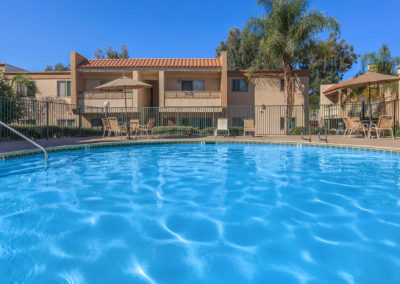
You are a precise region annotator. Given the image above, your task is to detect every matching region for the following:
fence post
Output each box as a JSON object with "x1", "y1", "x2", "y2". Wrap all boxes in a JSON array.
[
  {"x1": 46, "y1": 101, "x2": 49, "y2": 140},
  {"x1": 394, "y1": 100, "x2": 397, "y2": 138},
  {"x1": 78, "y1": 105, "x2": 82, "y2": 136},
  {"x1": 328, "y1": 105, "x2": 331, "y2": 135}
]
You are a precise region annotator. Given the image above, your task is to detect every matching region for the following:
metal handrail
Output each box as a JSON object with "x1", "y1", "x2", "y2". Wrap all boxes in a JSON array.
[{"x1": 0, "y1": 120, "x2": 48, "y2": 161}]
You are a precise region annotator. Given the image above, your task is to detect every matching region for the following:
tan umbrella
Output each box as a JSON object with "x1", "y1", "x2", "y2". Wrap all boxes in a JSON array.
[
  {"x1": 96, "y1": 74, "x2": 152, "y2": 138},
  {"x1": 325, "y1": 71, "x2": 400, "y2": 123}
]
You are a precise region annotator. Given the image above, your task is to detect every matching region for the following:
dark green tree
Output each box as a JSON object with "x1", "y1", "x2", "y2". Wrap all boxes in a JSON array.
[
  {"x1": 94, "y1": 46, "x2": 130, "y2": 59},
  {"x1": 45, "y1": 63, "x2": 70, "y2": 71},
  {"x1": 361, "y1": 44, "x2": 400, "y2": 98},
  {"x1": 120, "y1": 45, "x2": 129, "y2": 59},
  {"x1": 0, "y1": 75, "x2": 25, "y2": 123},
  {"x1": 299, "y1": 32, "x2": 359, "y2": 103},
  {"x1": 361, "y1": 44, "x2": 400, "y2": 75}
]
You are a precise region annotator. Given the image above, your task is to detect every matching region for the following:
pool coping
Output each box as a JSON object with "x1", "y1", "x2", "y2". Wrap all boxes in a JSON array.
[{"x1": 1, "y1": 139, "x2": 400, "y2": 160}]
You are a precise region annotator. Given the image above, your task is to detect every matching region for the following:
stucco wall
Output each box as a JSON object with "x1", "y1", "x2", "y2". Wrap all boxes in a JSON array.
[
  {"x1": 253, "y1": 75, "x2": 309, "y2": 106},
  {"x1": 227, "y1": 76, "x2": 255, "y2": 106},
  {"x1": 164, "y1": 98, "x2": 221, "y2": 107}
]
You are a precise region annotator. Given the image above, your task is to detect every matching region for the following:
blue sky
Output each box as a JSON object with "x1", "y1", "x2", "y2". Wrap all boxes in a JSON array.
[{"x1": 1, "y1": 0, "x2": 399, "y2": 79}]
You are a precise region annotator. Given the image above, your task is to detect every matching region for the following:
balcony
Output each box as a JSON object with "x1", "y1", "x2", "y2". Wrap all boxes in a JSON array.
[
  {"x1": 164, "y1": 90, "x2": 221, "y2": 107},
  {"x1": 78, "y1": 91, "x2": 136, "y2": 112}
]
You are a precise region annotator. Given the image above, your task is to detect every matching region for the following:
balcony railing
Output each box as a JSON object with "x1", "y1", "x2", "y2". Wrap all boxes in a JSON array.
[
  {"x1": 164, "y1": 90, "x2": 221, "y2": 99},
  {"x1": 78, "y1": 91, "x2": 132, "y2": 100}
]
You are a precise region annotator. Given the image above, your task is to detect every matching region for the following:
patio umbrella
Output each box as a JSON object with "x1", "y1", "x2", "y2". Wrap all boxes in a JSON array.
[
  {"x1": 325, "y1": 71, "x2": 400, "y2": 124},
  {"x1": 96, "y1": 74, "x2": 152, "y2": 138}
]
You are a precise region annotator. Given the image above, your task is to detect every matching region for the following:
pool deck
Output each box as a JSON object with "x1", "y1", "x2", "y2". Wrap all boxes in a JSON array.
[{"x1": 1, "y1": 135, "x2": 399, "y2": 158}]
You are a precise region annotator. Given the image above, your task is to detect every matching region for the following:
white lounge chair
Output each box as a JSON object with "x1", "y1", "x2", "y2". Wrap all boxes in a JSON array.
[{"x1": 214, "y1": 118, "x2": 229, "y2": 136}]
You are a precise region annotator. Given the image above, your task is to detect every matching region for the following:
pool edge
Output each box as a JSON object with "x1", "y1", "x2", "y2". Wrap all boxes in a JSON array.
[{"x1": 1, "y1": 139, "x2": 400, "y2": 160}]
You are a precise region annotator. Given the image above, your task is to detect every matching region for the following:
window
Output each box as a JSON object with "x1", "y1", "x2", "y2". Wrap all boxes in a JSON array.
[
  {"x1": 57, "y1": 119, "x2": 75, "y2": 126},
  {"x1": 181, "y1": 80, "x2": 205, "y2": 91},
  {"x1": 91, "y1": 119, "x2": 102, "y2": 127},
  {"x1": 280, "y1": 79, "x2": 285, "y2": 92},
  {"x1": 293, "y1": 79, "x2": 296, "y2": 90},
  {"x1": 232, "y1": 79, "x2": 248, "y2": 92},
  {"x1": 280, "y1": 117, "x2": 296, "y2": 130},
  {"x1": 17, "y1": 81, "x2": 36, "y2": 97},
  {"x1": 291, "y1": 117, "x2": 296, "y2": 129},
  {"x1": 57, "y1": 81, "x2": 71, "y2": 97}
]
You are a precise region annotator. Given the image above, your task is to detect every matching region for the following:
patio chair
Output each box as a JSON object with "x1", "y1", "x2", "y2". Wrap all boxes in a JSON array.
[
  {"x1": 138, "y1": 118, "x2": 155, "y2": 138},
  {"x1": 369, "y1": 115, "x2": 394, "y2": 139},
  {"x1": 343, "y1": 117, "x2": 367, "y2": 138},
  {"x1": 243, "y1": 119, "x2": 255, "y2": 137},
  {"x1": 167, "y1": 120, "x2": 175, "y2": 126},
  {"x1": 129, "y1": 119, "x2": 140, "y2": 137},
  {"x1": 102, "y1": 118, "x2": 111, "y2": 137},
  {"x1": 108, "y1": 117, "x2": 127, "y2": 139},
  {"x1": 214, "y1": 118, "x2": 229, "y2": 137}
]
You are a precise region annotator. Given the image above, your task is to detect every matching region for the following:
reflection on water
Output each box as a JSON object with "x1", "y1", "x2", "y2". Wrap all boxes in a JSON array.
[{"x1": 0, "y1": 144, "x2": 400, "y2": 283}]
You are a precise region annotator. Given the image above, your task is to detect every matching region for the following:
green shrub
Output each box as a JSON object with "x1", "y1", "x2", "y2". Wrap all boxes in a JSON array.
[
  {"x1": 199, "y1": 127, "x2": 244, "y2": 136},
  {"x1": 151, "y1": 126, "x2": 199, "y2": 136},
  {"x1": 290, "y1": 126, "x2": 319, "y2": 135},
  {"x1": 1, "y1": 124, "x2": 103, "y2": 140}
]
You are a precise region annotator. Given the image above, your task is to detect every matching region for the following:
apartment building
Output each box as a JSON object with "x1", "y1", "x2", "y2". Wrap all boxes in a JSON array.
[{"x1": 1, "y1": 51, "x2": 309, "y2": 134}]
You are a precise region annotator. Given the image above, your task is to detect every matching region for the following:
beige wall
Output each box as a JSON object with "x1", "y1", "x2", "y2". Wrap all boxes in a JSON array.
[
  {"x1": 164, "y1": 71, "x2": 220, "y2": 91},
  {"x1": 253, "y1": 75, "x2": 309, "y2": 106},
  {"x1": 164, "y1": 98, "x2": 221, "y2": 107},
  {"x1": 320, "y1": 84, "x2": 336, "y2": 105},
  {"x1": 227, "y1": 76, "x2": 255, "y2": 106}
]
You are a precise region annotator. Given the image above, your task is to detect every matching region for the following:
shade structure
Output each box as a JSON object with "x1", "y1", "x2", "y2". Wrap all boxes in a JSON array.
[
  {"x1": 324, "y1": 71, "x2": 400, "y2": 128},
  {"x1": 336, "y1": 71, "x2": 400, "y2": 90},
  {"x1": 324, "y1": 71, "x2": 400, "y2": 94},
  {"x1": 96, "y1": 75, "x2": 152, "y2": 138}
]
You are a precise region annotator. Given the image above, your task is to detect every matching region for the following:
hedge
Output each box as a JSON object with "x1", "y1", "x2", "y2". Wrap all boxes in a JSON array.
[
  {"x1": 1, "y1": 124, "x2": 103, "y2": 140},
  {"x1": 290, "y1": 126, "x2": 319, "y2": 135},
  {"x1": 151, "y1": 126, "x2": 199, "y2": 136}
]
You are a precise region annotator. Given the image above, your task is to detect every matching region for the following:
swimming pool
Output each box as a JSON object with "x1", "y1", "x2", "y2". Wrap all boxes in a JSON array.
[{"x1": 0, "y1": 143, "x2": 400, "y2": 283}]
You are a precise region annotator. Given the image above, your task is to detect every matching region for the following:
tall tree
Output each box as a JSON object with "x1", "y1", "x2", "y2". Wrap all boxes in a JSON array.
[
  {"x1": 215, "y1": 27, "x2": 273, "y2": 71},
  {"x1": 120, "y1": 45, "x2": 129, "y2": 59},
  {"x1": 361, "y1": 44, "x2": 400, "y2": 98},
  {"x1": 250, "y1": 0, "x2": 339, "y2": 131},
  {"x1": 299, "y1": 32, "x2": 359, "y2": 103},
  {"x1": 45, "y1": 63, "x2": 70, "y2": 71},
  {"x1": 94, "y1": 46, "x2": 130, "y2": 59},
  {"x1": 0, "y1": 74, "x2": 25, "y2": 123},
  {"x1": 361, "y1": 44, "x2": 400, "y2": 75},
  {"x1": 94, "y1": 49, "x2": 105, "y2": 59}
]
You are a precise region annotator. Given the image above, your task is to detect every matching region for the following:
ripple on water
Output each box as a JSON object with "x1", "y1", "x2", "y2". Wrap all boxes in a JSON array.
[{"x1": 0, "y1": 144, "x2": 400, "y2": 283}]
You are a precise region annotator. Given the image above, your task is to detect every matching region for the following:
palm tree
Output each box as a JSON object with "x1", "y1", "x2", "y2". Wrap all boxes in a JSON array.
[
  {"x1": 247, "y1": 0, "x2": 339, "y2": 132},
  {"x1": 361, "y1": 44, "x2": 400, "y2": 99}
]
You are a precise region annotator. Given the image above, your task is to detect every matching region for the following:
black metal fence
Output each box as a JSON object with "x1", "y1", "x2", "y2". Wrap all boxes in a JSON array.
[{"x1": 0, "y1": 96, "x2": 398, "y2": 141}]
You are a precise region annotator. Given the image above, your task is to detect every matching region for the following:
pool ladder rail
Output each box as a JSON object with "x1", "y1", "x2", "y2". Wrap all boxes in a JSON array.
[{"x1": 0, "y1": 120, "x2": 48, "y2": 162}]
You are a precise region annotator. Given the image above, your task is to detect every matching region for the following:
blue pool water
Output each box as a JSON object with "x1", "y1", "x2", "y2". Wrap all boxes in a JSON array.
[{"x1": 1, "y1": 144, "x2": 400, "y2": 283}]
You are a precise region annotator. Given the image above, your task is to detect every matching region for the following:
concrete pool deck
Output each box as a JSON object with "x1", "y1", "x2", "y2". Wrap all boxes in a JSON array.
[{"x1": 1, "y1": 135, "x2": 400, "y2": 159}]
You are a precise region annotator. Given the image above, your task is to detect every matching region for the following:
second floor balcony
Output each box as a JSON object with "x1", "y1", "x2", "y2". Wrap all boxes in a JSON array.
[{"x1": 164, "y1": 90, "x2": 221, "y2": 107}]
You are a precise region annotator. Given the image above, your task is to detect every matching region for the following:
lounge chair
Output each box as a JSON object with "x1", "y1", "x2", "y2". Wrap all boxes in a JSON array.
[
  {"x1": 129, "y1": 119, "x2": 140, "y2": 137},
  {"x1": 138, "y1": 118, "x2": 155, "y2": 138},
  {"x1": 108, "y1": 117, "x2": 127, "y2": 139},
  {"x1": 214, "y1": 118, "x2": 229, "y2": 136},
  {"x1": 343, "y1": 117, "x2": 367, "y2": 138},
  {"x1": 369, "y1": 115, "x2": 394, "y2": 139},
  {"x1": 243, "y1": 119, "x2": 255, "y2": 136},
  {"x1": 102, "y1": 118, "x2": 111, "y2": 137}
]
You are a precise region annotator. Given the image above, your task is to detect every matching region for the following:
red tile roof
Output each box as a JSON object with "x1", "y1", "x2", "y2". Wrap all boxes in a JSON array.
[
  {"x1": 323, "y1": 78, "x2": 354, "y2": 94},
  {"x1": 78, "y1": 58, "x2": 222, "y2": 69}
]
